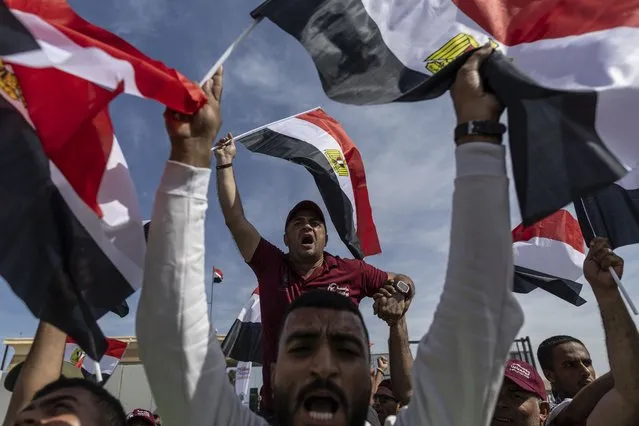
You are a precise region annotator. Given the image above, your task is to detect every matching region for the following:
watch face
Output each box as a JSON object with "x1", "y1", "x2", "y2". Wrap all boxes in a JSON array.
[{"x1": 395, "y1": 280, "x2": 410, "y2": 294}]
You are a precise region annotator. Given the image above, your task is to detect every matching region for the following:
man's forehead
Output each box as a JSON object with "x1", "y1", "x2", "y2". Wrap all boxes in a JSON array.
[
  {"x1": 555, "y1": 342, "x2": 590, "y2": 359},
  {"x1": 291, "y1": 210, "x2": 322, "y2": 221},
  {"x1": 283, "y1": 307, "x2": 365, "y2": 338}
]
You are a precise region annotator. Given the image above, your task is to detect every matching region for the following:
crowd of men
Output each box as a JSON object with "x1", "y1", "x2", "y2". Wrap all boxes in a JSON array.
[{"x1": 1, "y1": 46, "x2": 638, "y2": 426}]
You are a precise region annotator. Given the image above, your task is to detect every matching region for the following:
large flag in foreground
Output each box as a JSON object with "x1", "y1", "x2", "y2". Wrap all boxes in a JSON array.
[
  {"x1": 0, "y1": 0, "x2": 205, "y2": 359},
  {"x1": 512, "y1": 210, "x2": 586, "y2": 306},
  {"x1": 221, "y1": 288, "x2": 263, "y2": 364},
  {"x1": 64, "y1": 337, "x2": 128, "y2": 385},
  {"x1": 575, "y1": 169, "x2": 639, "y2": 250},
  {"x1": 235, "y1": 107, "x2": 380, "y2": 258},
  {"x1": 252, "y1": 0, "x2": 636, "y2": 225}
]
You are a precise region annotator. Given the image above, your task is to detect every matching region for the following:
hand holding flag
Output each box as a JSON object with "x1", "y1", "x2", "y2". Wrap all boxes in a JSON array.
[
  {"x1": 450, "y1": 45, "x2": 504, "y2": 126},
  {"x1": 166, "y1": 67, "x2": 224, "y2": 168},
  {"x1": 213, "y1": 132, "x2": 237, "y2": 166},
  {"x1": 584, "y1": 238, "x2": 624, "y2": 293}
]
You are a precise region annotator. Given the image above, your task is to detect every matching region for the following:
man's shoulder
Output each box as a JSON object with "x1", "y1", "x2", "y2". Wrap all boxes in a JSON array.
[
  {"x1": 326, "y1": 252, "x2": 369, "y2": 268},
  {"x1": 546, "y1": 398, "x2": 573, "y2": 426}
]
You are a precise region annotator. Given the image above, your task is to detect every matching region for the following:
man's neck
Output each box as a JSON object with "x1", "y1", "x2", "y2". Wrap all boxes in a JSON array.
[{"x1": 290, "y1": 254, "x2": 324, "y2": 278}]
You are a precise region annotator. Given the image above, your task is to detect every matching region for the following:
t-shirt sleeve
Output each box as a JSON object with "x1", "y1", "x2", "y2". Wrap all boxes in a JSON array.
[
  {"x1": 546, "y1": 399, "x2": 573, "y2": 426},
  {"x1": 248, "y1": 238, "x2": 284, "y2": 283},
  {"x1": 360, "y1": 261, "x2": 389, "y2": 297}
]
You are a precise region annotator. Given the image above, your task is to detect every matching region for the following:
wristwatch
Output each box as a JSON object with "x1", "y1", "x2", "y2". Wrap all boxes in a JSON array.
[
  {"x1": 392, "y1": 280, "x2": 412, "y2": 298},
  {"x1": 454, "y1": 120, "x2": 506, "y2": 142}
]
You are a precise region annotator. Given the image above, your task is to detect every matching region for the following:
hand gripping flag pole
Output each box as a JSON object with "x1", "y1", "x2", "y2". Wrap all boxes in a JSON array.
[
  {"x1": 199, "y1": 18, "x2": 264, "y2": 86},
  {"x1": 578, "y1": 199, "x2": 638, "y2": 315}
]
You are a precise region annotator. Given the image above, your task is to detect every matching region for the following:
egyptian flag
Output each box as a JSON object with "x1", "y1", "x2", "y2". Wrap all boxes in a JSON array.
[
  {"x1": 513, "y1": 209, "x2": 586, "y2": 306},
  {"x1": 0, "y1": 0, "x2": 205, "y2": 359},
  {"x1": 213, "y1": 267, "x2": 224, "y2": 284},
  {"x1": 235, "y1": 107, "x2": 380, "y2": 259},
  {"x1": 221, "y1": 287, "x2": 263, "y2": 364},
  {"x1": 64, "y1": 337, "x2": 128, "y2": 385},
  {"x1": 252, "y1": 0, "x2": 637, "y2": 225},
  {"x1": 574, "y1": 169, "x2": 639, "y2": 250}
]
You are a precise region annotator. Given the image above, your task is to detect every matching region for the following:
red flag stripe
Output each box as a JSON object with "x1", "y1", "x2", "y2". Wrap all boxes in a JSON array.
[
  {"x1": 66, "y1": 337, "x2": 127, "y2": 359},
  {"x1": 453, "y1": 0, "x2": 639, "y2": 46},
  {"x1": 512, "y1": 209, "x2": 584, "y2": 253},
  {"x1": 297, "y1": 109, "x2": 381, "y2": 256},
  {"x1": 7, "y1": 1, "x2": 205, "y2": 113}
]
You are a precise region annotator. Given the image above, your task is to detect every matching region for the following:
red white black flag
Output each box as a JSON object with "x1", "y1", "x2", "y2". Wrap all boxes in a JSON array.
[
  {"x1": 253, "y1": 0, "x2": 637, "y2": 225},
  {"x1": 0, "y1": 0, "x2": 205, "y2": 359},
  {"x1": 513, "y1": 209, "x2": 586, "y2": 306},
  {"x1": 235, "y1": 108, "x2": 381, "y2": 259},
  {"x1": 64, "y1": 337, "x2": 128, "y2": 385},
  {"x1": 221, "y1": 287, "x2": 262, "y2": 364}
]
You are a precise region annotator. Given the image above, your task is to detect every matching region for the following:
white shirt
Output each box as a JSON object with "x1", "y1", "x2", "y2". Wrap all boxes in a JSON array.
[{"x1": 136, "y1": 142, "x2": 524, "y2": 426}]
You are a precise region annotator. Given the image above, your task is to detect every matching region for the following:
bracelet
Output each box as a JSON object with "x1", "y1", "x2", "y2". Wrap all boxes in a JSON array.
[
  {"x1": 376, "y1": 368, "x2": 385, "y2": 375},
  {"x1": 216, "y1": 163, "x2": 232, "y2": 170}
]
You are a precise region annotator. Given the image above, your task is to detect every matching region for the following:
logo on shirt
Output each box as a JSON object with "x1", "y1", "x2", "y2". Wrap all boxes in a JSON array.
[{"x1": 327, "y1": 282, "x2": 350, "y2": 297}]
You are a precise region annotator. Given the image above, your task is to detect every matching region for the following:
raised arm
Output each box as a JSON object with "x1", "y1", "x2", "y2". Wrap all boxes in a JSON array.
[
  {"x1": 582, "y1": 239, "x2": 639, "y2": 421},
  {"x1": 136, "y1": 69, "x2": 265, "y2": 426},
  {"x1": 396, "y1": 46, "x2": 524, "y2": 426},
  {"x1": 214, "y1": 134, "x2": 261, "y2": 262},
  {"x1": 2, "y1": 322, "x2": 66, "y2": 426}
]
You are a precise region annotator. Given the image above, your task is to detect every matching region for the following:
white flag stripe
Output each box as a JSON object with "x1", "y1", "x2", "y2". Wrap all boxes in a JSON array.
[
  {"x1": 237, "y1": 293, "x2": 261, "y2": 324},
  {"x1": 82, "y1": 354, "x2": 120, "y2": 376},
  {"x1": 49, "y1": 136, "x2": 145, "y2": 289},
  {"x1": 514, "y1": 237, "x2": 584, "y2": 282},
  {"x1": 361, "y1": 1, "x2": 639, "y2": 171},
  {"x1": 268, "y1": 117, "x2": 358, "y2": 229},
  {"x1": 7, "y1": 10, "x2": 143, "y2": 97}
]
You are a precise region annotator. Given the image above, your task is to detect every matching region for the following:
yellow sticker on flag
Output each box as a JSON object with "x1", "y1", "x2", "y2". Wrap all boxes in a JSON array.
[
  {"x1": 0, "y1": 60, "x2": 26, "y2": 106},
  {"x1": 424, "y1": 33, "x2": 499, "y2": 74},
  {"x1": 324, "y1": 149, "x2": 349, "y2": 177},
  {"x1": 70, "y1": 347, "x2": 85, "y2": 366}
]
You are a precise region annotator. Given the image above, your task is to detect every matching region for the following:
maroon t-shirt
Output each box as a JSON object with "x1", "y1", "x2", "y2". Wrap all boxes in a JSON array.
[{"x1": 248, "y1": 238, "x2": 388, "y2": 412}]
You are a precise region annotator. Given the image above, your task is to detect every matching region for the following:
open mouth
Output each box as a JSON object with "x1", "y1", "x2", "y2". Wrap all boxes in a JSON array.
[
  {"x1": 300, "y1": 234, "x2": 314, "y2": 246},
  {"x1": 303, "y1": 393, "x2": 339, "y2": 422}
]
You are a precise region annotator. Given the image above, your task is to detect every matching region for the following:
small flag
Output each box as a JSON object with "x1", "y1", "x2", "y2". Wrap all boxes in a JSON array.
[
  {"x1": 0, "y1": 0, "x2": 205, "y2": 359},
  {"x1": 235, "y1": 107, "x2": 380, "y2": 258},
  {"x1": 213, "y1": 267, "x2": 224, "y2": 284},
  {"x1": 221, "y1": 287, "x2": 262, "y2": 364},
  {"x1": 512, "y1": 210, "x2": 586, "y2": 306},
  {"x1": 64, "y1": 337, "x2": 128, "y2": 385},
  {"x1": 235, "y1": 361, "x2": 252, "y2": 406},
  {"x1": 575, "y1": 169, "x2": 639, "y2": 250},
  {"x1": 252, "y1": 0, "x2": 635, "y2": 225}
]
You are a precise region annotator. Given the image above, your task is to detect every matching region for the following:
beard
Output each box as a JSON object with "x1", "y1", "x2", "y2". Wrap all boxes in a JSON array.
[{"x1": 273, "y1": 381, "x2": 370, "y2": 426}]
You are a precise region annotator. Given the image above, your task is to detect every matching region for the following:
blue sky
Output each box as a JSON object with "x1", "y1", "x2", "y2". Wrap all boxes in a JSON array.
[{"x1": 2, "y1": 0, "x2": 639, "y2": 378}]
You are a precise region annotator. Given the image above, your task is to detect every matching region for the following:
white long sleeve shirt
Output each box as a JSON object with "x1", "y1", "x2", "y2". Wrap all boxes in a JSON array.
[{"x1": 136, "y1": 142, "x2": 524, "y2": 426}]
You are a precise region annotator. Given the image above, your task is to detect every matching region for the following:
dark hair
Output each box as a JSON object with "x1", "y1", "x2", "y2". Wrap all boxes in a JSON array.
[
  {"x1": 537, "y1": 335, "x2": 585, "y2": 371},
  {"x1": 278, "y1": 290, "x2": 370, "y2": 354},
  {"x1": 33, "y1": 377, "x2": 125, "y2": 426}
]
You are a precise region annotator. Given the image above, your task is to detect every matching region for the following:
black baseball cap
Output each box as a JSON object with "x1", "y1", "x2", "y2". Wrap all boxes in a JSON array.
[{"x1": 285, "y1": 200, "x2": 326, "y2": 229}]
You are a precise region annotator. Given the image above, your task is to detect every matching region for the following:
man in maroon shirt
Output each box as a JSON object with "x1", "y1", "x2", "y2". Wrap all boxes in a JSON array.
[{"x1": 214, "y1": 133, "x2": 414, "y2": 423}]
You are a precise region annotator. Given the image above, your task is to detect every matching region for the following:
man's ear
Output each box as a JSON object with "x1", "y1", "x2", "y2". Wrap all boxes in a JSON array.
[
  {"x1": 542, "y1": 368, "x2": 555, "y2": 383},
  {"x1": 539, "y1": 401, "x2": 550, "y2": 424},
  {"x1": 283, "y1": 233, "x2": 289, "y2": 247}
]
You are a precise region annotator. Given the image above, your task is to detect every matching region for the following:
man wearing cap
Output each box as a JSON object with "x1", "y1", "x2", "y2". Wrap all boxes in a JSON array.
[
  {"x1": 373, "y1": 379, "x2": 401, "y2": 425},
  {"x1": 491, "y1": 360, "x2": 549, "y2": 426},
  {"x1": 214, "y1": 134, "x2": 414, "y2": 422},
  {"x1": 126, "y1": 409, "x2": 156, "y2": 426}
]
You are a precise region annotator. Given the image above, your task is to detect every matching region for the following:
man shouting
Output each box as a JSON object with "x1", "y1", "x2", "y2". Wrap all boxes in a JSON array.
[{"x1": 214, "y1": 132, "x2": 414, "y2": 422}]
